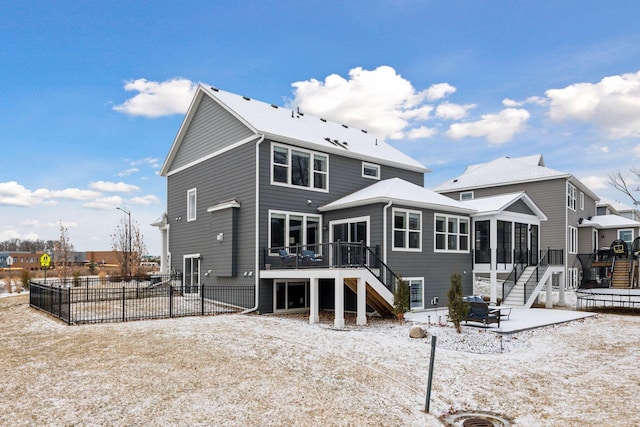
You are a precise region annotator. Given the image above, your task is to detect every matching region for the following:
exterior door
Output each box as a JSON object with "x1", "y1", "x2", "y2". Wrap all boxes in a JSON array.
[
  {"x1": 183, "y1": 255, "x2": 200, "y2": 296},
  {"x1": 530, "y1": 225, "x2": 539, "y2": 265},
  {"x1": 330, "y1": 217, "x2": 369, "y2": 266},
  {"x1": 514, "y1": 223, "x2": 528, "y2": 265}
]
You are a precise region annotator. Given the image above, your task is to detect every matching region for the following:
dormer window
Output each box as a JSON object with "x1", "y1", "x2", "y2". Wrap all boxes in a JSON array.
[{"x1": 362, "y1": 162, "x2": 380, "y2": 180}]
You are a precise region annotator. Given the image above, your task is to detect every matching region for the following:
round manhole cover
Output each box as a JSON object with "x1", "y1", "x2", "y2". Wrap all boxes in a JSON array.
[{"x1": 442, "y1": 411, "x2": 513, "y2": 427}]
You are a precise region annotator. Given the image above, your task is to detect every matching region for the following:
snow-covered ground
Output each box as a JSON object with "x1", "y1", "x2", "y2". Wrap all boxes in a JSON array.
[{"x1": 1, "y1": 292, "x2": 639, "y2": 426}]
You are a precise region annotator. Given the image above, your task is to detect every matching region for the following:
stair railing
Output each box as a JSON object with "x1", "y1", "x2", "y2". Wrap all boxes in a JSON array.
[{"x1": 362, "y1": 244, "x2": 401, "y2": 294}]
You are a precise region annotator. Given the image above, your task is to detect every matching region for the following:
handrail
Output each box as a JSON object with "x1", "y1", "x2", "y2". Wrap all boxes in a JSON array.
[{"x1": 362, "y1": 245, "x2": 401, "y2": 293}]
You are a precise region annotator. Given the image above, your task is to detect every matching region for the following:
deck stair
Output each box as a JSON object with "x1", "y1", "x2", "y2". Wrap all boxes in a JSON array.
[
  {"x1": 503, "y1": 266, "x2": 535, "y2": 307},
  {"x1": 343, "y1": 276, "x2": 394, "y2": 316},
  {"x1": 611, "y1": 259, "x2": 633, "y2": 288}
]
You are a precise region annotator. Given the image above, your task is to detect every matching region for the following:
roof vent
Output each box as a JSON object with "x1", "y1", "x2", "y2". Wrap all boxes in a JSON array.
[
  {"x1": 242, "y1": 96, "x2": 250, "y2": 101},
  {"x1": 453, "y1": 179, "x2": 458, "y2": 182},
  {"x1": 361, "y1": 129, "x2": 368, "y2": 133},
  {"x1": 210, "y1": 87, "x2": 219, "y2": 92},
  {"x1": 343, "y1": 142, "x2": 349, "y2": 146},
  {"x1": 270, "y1": 104, "x2": 278, "y2": 109},
  {"x1": 320, "y1": 118, "x2": 327, "y2": 122},
  {"x1": 342, "y1": 124, "x2": 348, "y2": 128}
]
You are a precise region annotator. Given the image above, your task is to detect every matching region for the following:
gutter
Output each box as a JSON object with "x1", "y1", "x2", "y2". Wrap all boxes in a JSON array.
[
  {"x1": 382, "y1": 200, "x2": 393, "y2": 265},
  {"x1": 242, "y1": 133, "x2": 266, "y2": 314}
]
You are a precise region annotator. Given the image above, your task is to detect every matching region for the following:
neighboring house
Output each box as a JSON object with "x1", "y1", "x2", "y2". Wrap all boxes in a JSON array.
[
  {"x1": 433, "y1": 155, "x2": 600, "y2": 306},
  {"x1": 154, "y1": 85, "x2": 476, "y2": 327}
]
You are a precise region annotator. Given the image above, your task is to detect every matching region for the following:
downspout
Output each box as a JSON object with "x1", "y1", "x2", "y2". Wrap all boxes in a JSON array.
[
  {"x1": 242, "y1": 133, "x2": 266, "y2": 314},
  {"x1": 382, "y1": 200, "x2": 393, "y2": 265}
]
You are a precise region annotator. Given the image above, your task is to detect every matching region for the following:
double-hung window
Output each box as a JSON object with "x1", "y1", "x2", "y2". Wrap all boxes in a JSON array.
[
  {"x1": 271, "y1": 143, "x2": 328, "y2": 191},
  {"x1": 568, "y1": 226, "x2": 578, "y2": 254},
  {"x1": 187, "y1": 188, "x2": 197, "y2": 221},
  {"x1": 393, "y1": 208, "x2": 421, "y2": 251},
  {"x1": 567, "y1": 182, "x2": 577, "y2": 211},
  {"x1": 435, "y1": 214, "x2": 469, "y2": 252}
]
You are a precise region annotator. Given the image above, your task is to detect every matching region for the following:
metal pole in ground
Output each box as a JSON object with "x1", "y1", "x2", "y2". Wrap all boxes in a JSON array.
[{"x1": 425, "y1": 335, "x2": 437, "y2": 413}]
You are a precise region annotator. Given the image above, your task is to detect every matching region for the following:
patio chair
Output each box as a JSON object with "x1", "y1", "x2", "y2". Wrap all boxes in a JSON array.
[
  {"x1": 301, "y1": 249, "x2": 323, "y2": 266},
  {"x1": 278, "y1": 249, "x2": 298, "y2": 267}
]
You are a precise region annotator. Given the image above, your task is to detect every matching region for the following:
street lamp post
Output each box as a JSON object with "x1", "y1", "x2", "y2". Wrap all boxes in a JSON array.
[{"x1": 116, "y1": 207, "x2": 131, "y2": 278}]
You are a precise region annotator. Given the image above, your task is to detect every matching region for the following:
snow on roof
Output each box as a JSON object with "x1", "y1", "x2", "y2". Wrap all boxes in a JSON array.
[
  {"x1": 318, "y1": 177, "x2": 475, "y2": 214},
  {"x1": 433, "y1": 156, "x2": 568, "y2": 192},
  {"x1": 201, "y1": 86, "x2": 429, "y2": 173},
  {"x1": 597, "y1": 197, "x2": 636, "y2": 213},
  {"x1": 580, "y1": 214, "x2": 640, "y2": 229},
  {"x1": 459, "y1": 192, "x2": 547, "y2": 220}
]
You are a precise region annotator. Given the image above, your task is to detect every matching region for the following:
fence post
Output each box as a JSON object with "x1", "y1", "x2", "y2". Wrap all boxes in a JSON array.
[
  {"x1": 201, "y1": 285, "x2": 205, "y2": 315},
  {"x1": 122, "y1": 286, "x2": 126, "y2": 322},
  {"x1": 169, "y1": 285, "x2": 173, "y2": 318}
]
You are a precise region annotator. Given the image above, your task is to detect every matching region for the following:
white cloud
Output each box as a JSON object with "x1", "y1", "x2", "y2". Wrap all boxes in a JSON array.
[
  {"x1": 424, "y1": 83, "x2": 456, "y2": 101},
  {"x1": 83, "y1": 196, "x2": 124, "y2": 210},
  {"x1": 47, "y1": 188, "x2": 102, "y2": 200},
  {"x1": 117, "y1": 168, "x2": 139, "y2": 177},
  {"x1": 435, "y1": 102, "x2": 476, "y2": 120},
  {"x1": 446, "y1": 108, "x2": 530, "y2": 144},
  {"x1": 601, "y1": 146, "x2": 609, "y2": 153},
  {"x1": 546, "y1": 71, "x2": 640, "y2": 138},
  {"x1": 290, "y1": 66, "x2": 451, "y2": 140},
  {"x1": 406, "y1": 126, "x2": 437, "y2": 140},
  {"x1": 580, "y1": 175, "x2": 608, "y2": 190},
  {"x1": 503, "y1": 96, "x2": 547, "y2": 107},
  {"x1": 113, "y1": 78, "x2": 198, "y2": 118},
  {"x1": 129, "y1": 195, "x2": 161, "y2": 205},
  {"x1": 90, "y1": 181, "x2": 139, "y2": 193}
]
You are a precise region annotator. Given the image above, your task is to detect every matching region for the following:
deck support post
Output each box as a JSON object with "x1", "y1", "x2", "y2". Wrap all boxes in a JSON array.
[
  {"x1": 545, "y1": 274, "x2": 553, "y2": 308},
  {"x1": 334, "y1": 272, "x2": 345, "y2": 329},
  {"x1": 558, "y1": 271, "x2": 566, "y2": 306},
  {"x1": 356, "y1": 277, "x2": 367, "y2": 326},
  {"x1": 309, "y1": 277, "x2": 319, "y2": 324}
]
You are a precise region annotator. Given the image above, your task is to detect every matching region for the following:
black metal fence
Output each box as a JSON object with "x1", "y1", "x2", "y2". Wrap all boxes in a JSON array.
[{"x1": 29, "y1": 274, "x2": 255, "y2": 324}]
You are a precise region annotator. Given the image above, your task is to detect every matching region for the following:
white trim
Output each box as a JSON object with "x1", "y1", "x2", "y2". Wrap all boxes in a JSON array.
[
  {"x1": 361, "y1": 162, "x2": 380, "y2": 180},
  {"x1": 568, "y1": 225, "x2": 578, "y2": 254},
  {"x1": 392, "y1": 208, "x2": 422, "y2": 252},
  {"x1": 207, "y1": 199, "x2": 240, "y2": 213},
  {"x1": 459, "y1": 191, "x2": 474, "y2": 201},
  {"x1": 329, "y1": 216, "x2": 371, "y2": 246},
  {"x1": 182, "y1": 253, "x2": 201, "y2": 296},
  {"x1": 273, "y1": 279, "x2": 310, "y2": 313},
  {"x1": 187, "y1": 188, "x2": 197, "y2": 222},
  {"x1": 270, "y1": 142, "x2": 329, "y2": 193},
  {"x1": 268, "y1": 210, "x2": 323, "y2": 255}
]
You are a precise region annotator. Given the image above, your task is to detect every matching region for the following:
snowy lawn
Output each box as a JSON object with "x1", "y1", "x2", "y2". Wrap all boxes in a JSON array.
[{"x1": 1, "y1": 294, "x2": 639, "y2": 426}]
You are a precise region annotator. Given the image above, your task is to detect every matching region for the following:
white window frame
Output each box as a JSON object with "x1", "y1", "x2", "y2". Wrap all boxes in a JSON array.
[
  {"x1": 459, "y1": 191, "x2": 474, "y2": 201},
  {"x1": 187, "y1": 188, "x2": 197, "y2": 222},
  {"x1": 268, "y1": 210, "x2": 322, "y2": 255},
  {"x1": 270, "y1": 142, "x2": 328, "y2": 192},
  {"x1": 273, "y1": 280, "x2": 309, "y2": 313},
  {"x1": 568, "y1": 226, "x2": 578, "y2": 254},
  {"x1": 434, "y1": 214, "x2": 470, "y2": 253},
  {"x1": 579, "y1": 192, "x2": 585, "y2": 210},
  {"x1": 567, "y1": 182, "x2": 577, "y2": 211},
  {"x1": 405, "y1": 277, "x2": 425, "y2": 311},
  {"x1": 568, "y1": 267, "x2": 579, "y2": 289},
  {"x1": 392, "y1": 208, "x2": 422, "y2": 252},
  {"x1": 618, "y1": 229, "x2": 633, "y2": 248},
  {"x1": 362, "y1": 162, "x2": 380, "y2": 180}
]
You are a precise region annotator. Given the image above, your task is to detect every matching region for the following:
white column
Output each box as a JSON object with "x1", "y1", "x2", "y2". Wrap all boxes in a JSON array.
[
  {"x1": 545, "y1": 274, "x2": 553, "y2": 309},
  {"x1": 356, "y1": 277, "x2": 367, "y2": 326},
  {"x1": 558, "y1": 270, "x2": 566, "y2": 306},
  {"x1": 490, "y1": 218, "x2": 498, "y2": 303},
  {"x1": 334, "y1": 273, "x2": 345, "y2": 329},
  {"x1": 309, "y1": 277, "x2": 319, "y2": 324}
]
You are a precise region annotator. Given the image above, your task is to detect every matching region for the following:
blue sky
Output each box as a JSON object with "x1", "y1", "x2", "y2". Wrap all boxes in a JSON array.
[{"x1": 2, "y1": 1, "x2": 640, "y2": 255}]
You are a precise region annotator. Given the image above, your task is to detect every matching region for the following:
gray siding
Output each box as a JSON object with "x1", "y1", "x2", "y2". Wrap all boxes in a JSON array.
[
  {"x1": 210, "y1": 207, "x2": 238, "y2": 277},
  {"x1": 169, "y1": 96, "x2": 254, "y2": 172},
  {"x1": 505, "y1": 199, "x2": 534, "y2": 215},
  {"x1": 167, "y1": 142, "x2": 257, "y2": 286}
]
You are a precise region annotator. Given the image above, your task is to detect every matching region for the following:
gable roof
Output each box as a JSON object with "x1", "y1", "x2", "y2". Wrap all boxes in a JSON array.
[
  {"x1": 160, "y1": 85, "x2": 429, "y2": 176},
  {"x1": 318, "y1": 177, "x2": 475, "y2": 214},
  {"x1": 580, "y1": 214, "x2": 640, "y2": 229},
  {"x1": 432, "y1": 154, "x2": 599, "y2": 201},
  {"x1": 459, "y1": 192, "x2": 547, "y2": 220}
]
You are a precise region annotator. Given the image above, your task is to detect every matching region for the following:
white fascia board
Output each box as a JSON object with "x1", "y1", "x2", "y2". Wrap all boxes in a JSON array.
[
  {"x1": 436, "y1": 174, "x2": 571, "y2": 194},
  {"x1": 207, "y1": 199, "x2": 240, "y2": 213},
  {"x1": 319, "y1": 197, "x2": 476, "y2": 215}
]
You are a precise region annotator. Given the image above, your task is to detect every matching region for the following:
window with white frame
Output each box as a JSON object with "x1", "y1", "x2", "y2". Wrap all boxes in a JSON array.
[
  {"x1": 435, "y1": 214, "x2": 469, "y2": 252},
  {"x1": 406, "y1": 277, "x2": 424, "y2": 310},
  {"x1": 618, "y1": 229, "x2": 633, "y2": 249},
  {"x1": 567, "y1": 182, "x2": 577, "y2": 211},
  {"x1": 271, "y1": 143, "x2": 328, "y2": 191},
  {"x1": 187, "y1": 188, "x2": 197, "y2": 221},
  {"x1": 568, "y1": 226, "x2": 578, "y2": 254},
  {"x1": 362, "y1": 162, "x2": 380, "y2": 180},
  {"x1": 568, "y1": 267, "x2": 580, "y2": 289},
  {"x1": 269, "y1": 211, "x2": 321, "y2": 254},
  {"x1": 393, "y1": 208, "x2": 422, "y2": 251},
  {"x1": 459, "y1": 191, "x2": 474, "y2": 201},
  {"x1": 580, "y1": 192, "x2": 584, "y2": 210},
  {"x1": 274, "y1": 280, "x2": 309, "y2": 312}
]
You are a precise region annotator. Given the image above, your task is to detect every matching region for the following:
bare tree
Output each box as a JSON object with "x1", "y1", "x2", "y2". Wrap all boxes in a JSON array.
[
  {"x1": 111, "y1": 215, "x2": 147, "y2": 278},
  {"x1": 609, "y1": 169, "x2": 640, "y2": 206},
  {"x1": 54, "y1": 221, "x2": 74, "y2": 283}
]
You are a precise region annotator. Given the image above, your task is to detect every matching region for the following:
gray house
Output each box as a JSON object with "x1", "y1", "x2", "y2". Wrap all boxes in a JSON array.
[
  {"x1": 433, "y1": 155, "x2": 600, "y2": 307},
  {"x1": 155, "y1": 85, "x2": 475, "y2": 327}
]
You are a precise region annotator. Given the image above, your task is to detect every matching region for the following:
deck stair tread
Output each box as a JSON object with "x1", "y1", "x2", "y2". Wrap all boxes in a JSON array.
[{"x1": 343, "y1": 277, "x2": 394, "y2": 316}]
